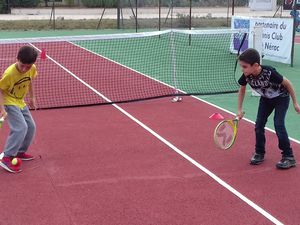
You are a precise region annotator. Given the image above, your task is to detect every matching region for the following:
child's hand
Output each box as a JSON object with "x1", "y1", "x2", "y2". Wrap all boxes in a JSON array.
[
  {"x1": 28, "y1": 97, "x2": 38, "y2": 110},
  {"x1": 294, "y1": 103, "x2": 300, "y2": 114},
  {"x1": 0, "y1": 108, "x2": 7, "y2": 119},
  {"x1": 237, "y1": 110, "x2": 245, "y2": 120}
]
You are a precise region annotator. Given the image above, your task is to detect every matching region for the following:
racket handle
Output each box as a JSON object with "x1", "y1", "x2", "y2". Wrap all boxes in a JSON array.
[{"x1": 236, "y1": 111, "x2": 245, "y2": 120}]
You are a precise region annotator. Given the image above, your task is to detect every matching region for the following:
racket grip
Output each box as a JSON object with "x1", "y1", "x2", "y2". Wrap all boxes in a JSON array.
[{"x1": 236, "y1": 111, "x2": 245, "y2": 120}]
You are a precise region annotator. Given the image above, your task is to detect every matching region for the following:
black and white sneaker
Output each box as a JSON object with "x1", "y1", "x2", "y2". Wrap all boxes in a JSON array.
[
  {"x1": 250, "y1": 153, "x2": 265, "y2": 165},
  {"x1": 276, "y1": 157, "x2": 296, "y2": 169}
]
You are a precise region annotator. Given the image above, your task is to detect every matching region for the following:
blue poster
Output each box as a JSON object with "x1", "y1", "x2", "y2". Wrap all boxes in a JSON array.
[{"x1": 232, "y1": 17, "x2": 250, "y2": 52}]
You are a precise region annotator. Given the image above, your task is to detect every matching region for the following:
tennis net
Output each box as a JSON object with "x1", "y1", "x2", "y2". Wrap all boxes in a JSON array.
[{"x1": 0, "y1": 29, "x2": 248, "y2": 109}]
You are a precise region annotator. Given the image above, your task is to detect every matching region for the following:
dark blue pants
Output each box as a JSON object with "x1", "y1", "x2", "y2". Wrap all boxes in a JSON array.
[{"x1": 255, "y1": 96, "x2": 293, "y2": 157}]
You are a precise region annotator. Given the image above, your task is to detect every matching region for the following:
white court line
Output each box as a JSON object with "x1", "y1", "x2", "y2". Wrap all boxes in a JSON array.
[{"x1": 26, "y1": 43, "x2": 284, "y2": 225}]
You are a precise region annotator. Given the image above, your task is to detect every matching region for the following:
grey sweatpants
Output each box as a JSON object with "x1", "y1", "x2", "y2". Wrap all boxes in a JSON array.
[{"x1": 3, "y1": 105, "x2": 36, "y2": 157}]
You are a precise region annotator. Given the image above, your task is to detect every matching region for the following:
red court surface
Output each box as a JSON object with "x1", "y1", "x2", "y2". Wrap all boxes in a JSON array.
[
  {"x1": 0, "y1": 98, "x2": 299, "y2": 225},
  {"x1": 32, "y1": 41, "x2": 174, "y2": 107},
  {"x1": 0, "y1": 38, "x2": 300, "y2": 225}
]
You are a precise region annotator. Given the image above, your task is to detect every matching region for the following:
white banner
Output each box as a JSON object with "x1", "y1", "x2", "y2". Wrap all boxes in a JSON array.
[
  {"x1": 232, "y1": 16, "x2": 294, "y2": 64},
  {"x1": 250, "y1": 18, "x2": 293, "y2": 64},
  {"x1": 249, "y1": 0, "x2": 276, "y2": 11}
]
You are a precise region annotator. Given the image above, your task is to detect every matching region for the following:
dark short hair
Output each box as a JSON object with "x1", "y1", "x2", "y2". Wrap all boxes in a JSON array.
[
  {"x1": 17, "y1": 46, "x2": 38, "y2": 64},
  {"x1": 238, "y1": 48, "x2": 260, "y2": 65}
]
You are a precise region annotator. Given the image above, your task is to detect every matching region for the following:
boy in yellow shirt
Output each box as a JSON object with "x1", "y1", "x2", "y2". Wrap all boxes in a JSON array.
[{"x1": 0, "y1": 46, "x2": 38, "y2": 173}]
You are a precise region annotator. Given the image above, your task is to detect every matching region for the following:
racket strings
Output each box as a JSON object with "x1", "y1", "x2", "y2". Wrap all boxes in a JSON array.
[{"x1": 216, "y1": 122, "x2": 235, "y2": 148}]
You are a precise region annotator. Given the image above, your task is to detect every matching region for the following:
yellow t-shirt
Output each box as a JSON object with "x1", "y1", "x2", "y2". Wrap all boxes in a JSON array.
[{"x1": 0, "y1": 63, "x2": 37, "y2": 109}]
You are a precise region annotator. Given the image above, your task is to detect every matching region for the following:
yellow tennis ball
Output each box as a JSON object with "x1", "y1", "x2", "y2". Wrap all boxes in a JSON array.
[{"x1": 11, "y1": 158, "x2": 18, "y2": 166}]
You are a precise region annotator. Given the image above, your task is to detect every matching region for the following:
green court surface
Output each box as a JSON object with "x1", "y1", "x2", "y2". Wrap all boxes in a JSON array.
[
  {"x1": 0, "y1": 29, "x2": 155, "y2": 38},
  {"x1": 75, "y1": 31, "x2": 239, "y2": 95},
  {"x1": 1, "y1": 29, "x2": 299, "y2": 141}
]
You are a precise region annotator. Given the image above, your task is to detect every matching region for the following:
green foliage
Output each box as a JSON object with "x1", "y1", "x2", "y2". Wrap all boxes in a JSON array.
[
  {"x1": 0, "y1": 0, "x2": 11, "y2": 14},
  {"x1": 81, "y1": 0, "x2": 117, "y2": 7},
  {"x1": 123, "y1": 0, "x2": 249, "y2": 7},
  {"x1": 0, "y1": 0, "x2": 4, "y2": 14},
  {"x1": 176, "y1": 13, "x2": 190, "y2": 28},
  {"x1": 83, "y1": 0, "x2": 249, "y2": 8},
  {"x1": 10, "y1": 0, "x2": 39, "y2": 7}
]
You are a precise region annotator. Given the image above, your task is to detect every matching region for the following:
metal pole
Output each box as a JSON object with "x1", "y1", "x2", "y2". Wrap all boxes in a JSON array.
[
  {"x1": 227, "y1": 0, "x2": 230, "y2": 26},
  {"x1": 49, "y1": 2, "x2": 53, "y2": 23},
  {"x1": 129, "y1": 1, "x2": 136, "y2": 19},
  {"x1": 97, "y1": 7, "x2": 106, "y2": 29},
  {"x1": 189, "y1": 0, "x2": 192, "y2": 45},
  {"x1": 50, "y1": 1, "x2": 56, "y2": 30},
  {"x1": 128, "y1": 0, "x2": 138, "y2": 30},
  {"x1": 121, "y1": 8, "x2": 124, "y2": 28},
  {"x1": 291, "y1": 3, "x2": 297, "y2": 67},
  {"x1": 159, "y1": 0, "x2": 161, "y2": 31},
  {"x1": 170, "y1": 31, "x2": 178, "y2": 95},
  {"x1": 164, "y1": 5, "x2": 171, "y2": 24},
  {"x1": 135, "y1": 0, "x2": 138, "y2": 32},
  {"x1": 171, "y1": 0, "x2": 173, "y2": 29},
  {"x1": 189, "y1": 0, "x2": 192, "y2": 30},
  {"x1": 117, "y1": 0, "x2": 120, "y2": 29},
  {"x1": 231, "y1": 0, "x2": 234, "y2": 16},
  {"x1": 273, "y1": 5, "x2": 281, "y2": 17}
]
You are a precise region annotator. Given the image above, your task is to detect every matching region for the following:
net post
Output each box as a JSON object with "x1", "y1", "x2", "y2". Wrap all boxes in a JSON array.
[{"x1": 170, "y1": 31, "x2": 182, "y2": 102}]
